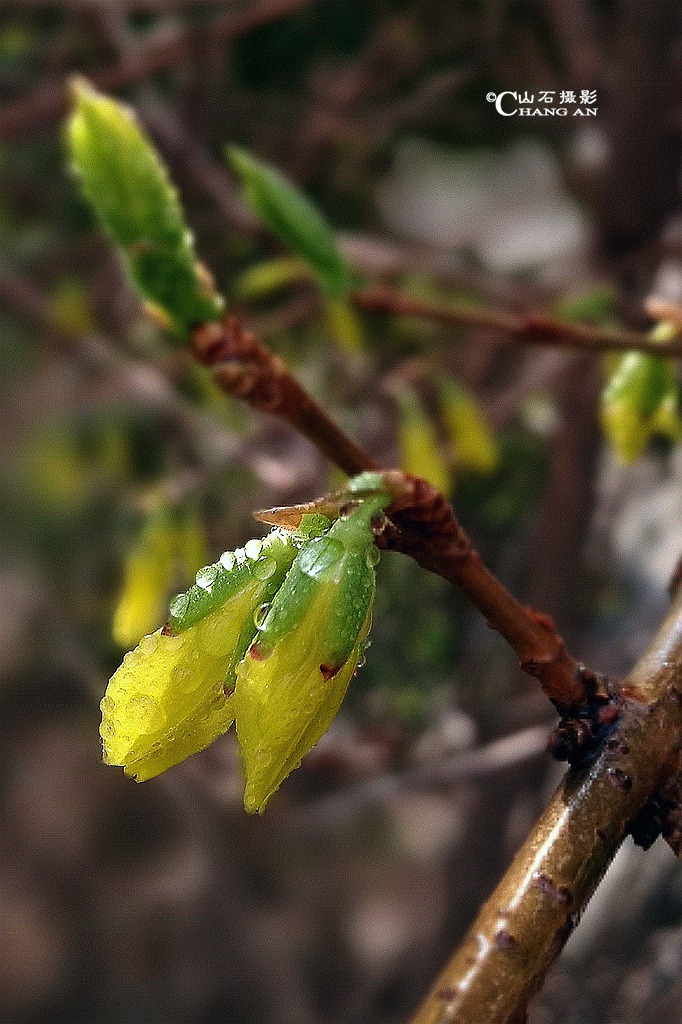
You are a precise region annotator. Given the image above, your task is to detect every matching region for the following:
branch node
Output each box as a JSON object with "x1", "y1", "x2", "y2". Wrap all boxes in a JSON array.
[{"x1": 547, "y1": 675, "x2": 621, "y2": 765}]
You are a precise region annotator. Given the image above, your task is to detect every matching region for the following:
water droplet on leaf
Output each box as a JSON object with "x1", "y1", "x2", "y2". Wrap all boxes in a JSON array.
[
  {"x1": 196, "y1": 564, "x2": 219, "y2": 590},
  {"x1": 244, "y1": 538, "x2": 263, "y2": 560},
  {"x1": 219, "y1": 551, "x2": 235, "y2": 571},
  {"x1": 297, "y1": 537, "x2": 345, "y2": 579},
  {"x1": 253, "y1": 557, "x2": 277, "y2": 581},
  {"x1": 254, "y1": 602, "x2": 271, "y2": 629},
  {"x1": 169, "y1": 592, "x2": 190, "y2": 620}
]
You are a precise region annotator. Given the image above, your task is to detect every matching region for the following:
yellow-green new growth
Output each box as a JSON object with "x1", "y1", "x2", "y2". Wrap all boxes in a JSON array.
[
  {"x1": 102, "y1": 600, "x2": 245, "y2": 782},
  {"x1": 601, "y1": 324, "x2": 681, "y2": 463},
  {"x1": 100, "y1": 489, "x2": 389, "y2": 807},
  {"x1": 67, "y1": 80, "x2": 223, "y2": 335},
  {"x1": 395, "y1": 386, "x2": 452, "y2": 495},
  {"x1": 112, "y1": 506, "x2": 207, "y2": 648},
  {"x1": 227, "y1": 146, "x2": 353, "y2": 299},
  {"x1": 101, "y1": 528, "x2": 306, "y2": 781},
  {"x1": 439, "y1": 375, "x2": 500, "y2": 475},
  {"x1": 234, "y1": 494, "x2": 389, "y2": 813}
]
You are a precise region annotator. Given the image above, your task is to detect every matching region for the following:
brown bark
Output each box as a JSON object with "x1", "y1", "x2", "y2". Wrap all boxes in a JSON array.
[{"x1": 408, "y1": 589, "x2": 682, "y2": 1024}]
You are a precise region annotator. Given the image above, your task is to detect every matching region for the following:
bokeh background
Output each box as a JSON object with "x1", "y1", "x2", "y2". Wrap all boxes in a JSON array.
[{"x1": 1, "y1": 3, "x2": 681, "y2": 1023}]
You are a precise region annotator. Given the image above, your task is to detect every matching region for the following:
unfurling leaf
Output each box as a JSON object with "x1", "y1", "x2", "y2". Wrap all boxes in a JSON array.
[
  {"x1": 439, "y1": 375, "x2": 499, "y2": 475},
  {"x1": 395, "y1": 386, "x2": 452, "y2": 495},
  {"x1": 112, "y1": 507, "x2": 208, "y2": 648},
  {"x1": 601, "y1": 328, "x2": 681, "y2": 463},
  {"x1": 234, "y1": 493, "x2": 389, "y2": 813},
  {"x1": 67, "y1": 79, "x2": 223, "y2": 335},
  {"x1": 323, "y1": 297, "x2": 365, "y2": 353},
  {"x1": 227, "y1": 146, "x2": 353, "y2": 298},
  {"x1": 233, "y1": 256, "x2": 312, "y2": 300}
]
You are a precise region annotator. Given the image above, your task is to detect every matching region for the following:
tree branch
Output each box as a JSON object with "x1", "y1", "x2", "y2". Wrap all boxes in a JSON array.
[
  {"x1": 408, "y1": 588, "x2": 682, "y2": 1024},
  {"x1": 376, "y1": 473, "x2": 593, "y2": 711},
  {"x1": 0, "y1": 0, "x2": 314, "y2": 140},
  {"x1": 190, "y1": 315, "x2": 597, "y2": 711},
  {"x1": 191, "y1": 316, "x2": 379, "y2": 477},
  {"x1": 352, "y1": 285, "x2": 682, "y2": 358}
]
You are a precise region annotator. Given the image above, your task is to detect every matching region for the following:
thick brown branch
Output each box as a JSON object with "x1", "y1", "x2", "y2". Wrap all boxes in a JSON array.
[
  {"x1": 191, "y1": 316, "x2": 378, "y2": 477},
  {"x1": 352, "y1": 285, "x2": 682, "y2": 358},
  {"x1": 408, "y1": 589, "x2": 682, "y2": 1024}
]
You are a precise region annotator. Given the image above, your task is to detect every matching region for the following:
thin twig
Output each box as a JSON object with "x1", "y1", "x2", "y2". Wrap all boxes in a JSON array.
[
  {"x1": 352, "y1": 285, "x2": 682, "y2": 358},
  {"x1": 191, "y1": 316, "x2": 380, "y2": 477},
  {"x1": 377, "y1": 472, "x2": 595, "y2": 711},
  {"x1": 408, "y1": 588, "x2": 682, "y2": 1024},
  {"x1": 0, "y1": 0, "x2": 314, "y2": 140}
]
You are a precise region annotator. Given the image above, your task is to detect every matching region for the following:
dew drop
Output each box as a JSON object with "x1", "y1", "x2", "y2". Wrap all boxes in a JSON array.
[
  {"x1": 245, "y1": 538, "x2": 263, "y2": 560},
  {"x1": 253, "y1": 602, "x2": 271, "y2": 629},
  {"x1": 144, "y1": 636, "x2": 159, "y2": 655},
  {"x1": 219, "y1": 550, "x2": 236, "y2": 571},
  {"x1": 172, "y1": 666, "x2": 197, "y2": 692},
  {"x1": 129, "y1": 694, "x2": 162, "y2": 730},
  {"x1": 196, "y1": 564, "x2": 219, "y2": 590},
  {"x1": 298, "y1": 537, "x2": 345, "y2": 579},
  {"x1": 253, "y1": 557, "x2": 277, "y2": 581},
  {"x1": 169, "y1": 591, "x2": 190, "y2": 620},
  {"x1": 357, "y1": 654, "x2": 366, "y2": 669}
]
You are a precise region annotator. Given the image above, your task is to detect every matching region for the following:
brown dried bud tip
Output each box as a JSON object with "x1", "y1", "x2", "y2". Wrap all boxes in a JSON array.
[
  {"x1": 378, "y1": 472, "x2": 472, "y2": 560},
  {"x1": 547, "y1": 677, "x2": 620, "y2": 766}
]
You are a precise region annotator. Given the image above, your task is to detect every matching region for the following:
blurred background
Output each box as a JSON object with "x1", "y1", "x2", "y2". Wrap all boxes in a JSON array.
[{"x1": 1, "y1": 2, "x2": 681, "y2": 1022}]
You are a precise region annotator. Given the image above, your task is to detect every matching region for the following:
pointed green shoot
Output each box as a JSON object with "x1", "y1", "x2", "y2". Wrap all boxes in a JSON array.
[
  {"x1": 227, "y1": 146, "x2": 353, "y2": 299},
  {"x1": 601, "y1": 348, "x2": 680, "y2": 463},
  {"x1": 67, "y1": 80, "x2": 223, "y2": 336},
  {"x1": 234, "y1": 494, "x2": 389, "y2": 812}
]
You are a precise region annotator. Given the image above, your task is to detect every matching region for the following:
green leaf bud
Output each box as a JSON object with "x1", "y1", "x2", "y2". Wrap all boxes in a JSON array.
[
  {"x1": 227, "y1": 146, "x2": 353, "y2": 299},
  {"x1": 601, "y1": 351, "x2": 679, "y2": 463},
  {"x1": 438, "y1": 375, "x2": 500, "y2": 475},
  {"x1": 113, "y1": 506, "x2": 208, "y2": 648},
  {"x1": 101, "y1": 519, "x2": 328, "y2": 781},
  {"x1": 234, "y1": 494, "x2": 389, "y2": 813},
  {"x1": 323, "y1": 297, "x2": 365, "y2": 353},
  {"x1": 67, "y1": 80, "x2": 223, "y2": 335},
  {"x1": 395, "y1": 386, "x2": 452, "y2": 495}
]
